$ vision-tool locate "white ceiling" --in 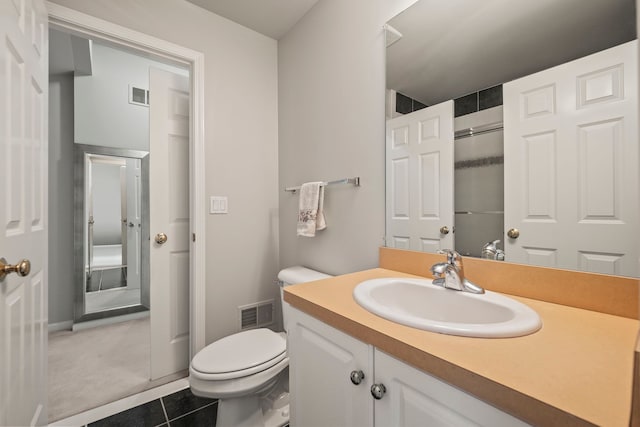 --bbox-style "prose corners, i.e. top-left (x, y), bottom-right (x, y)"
top-left (185, 0), bottom-right (319, 39)
top-left (387, 0), bottom-right (636, 106)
